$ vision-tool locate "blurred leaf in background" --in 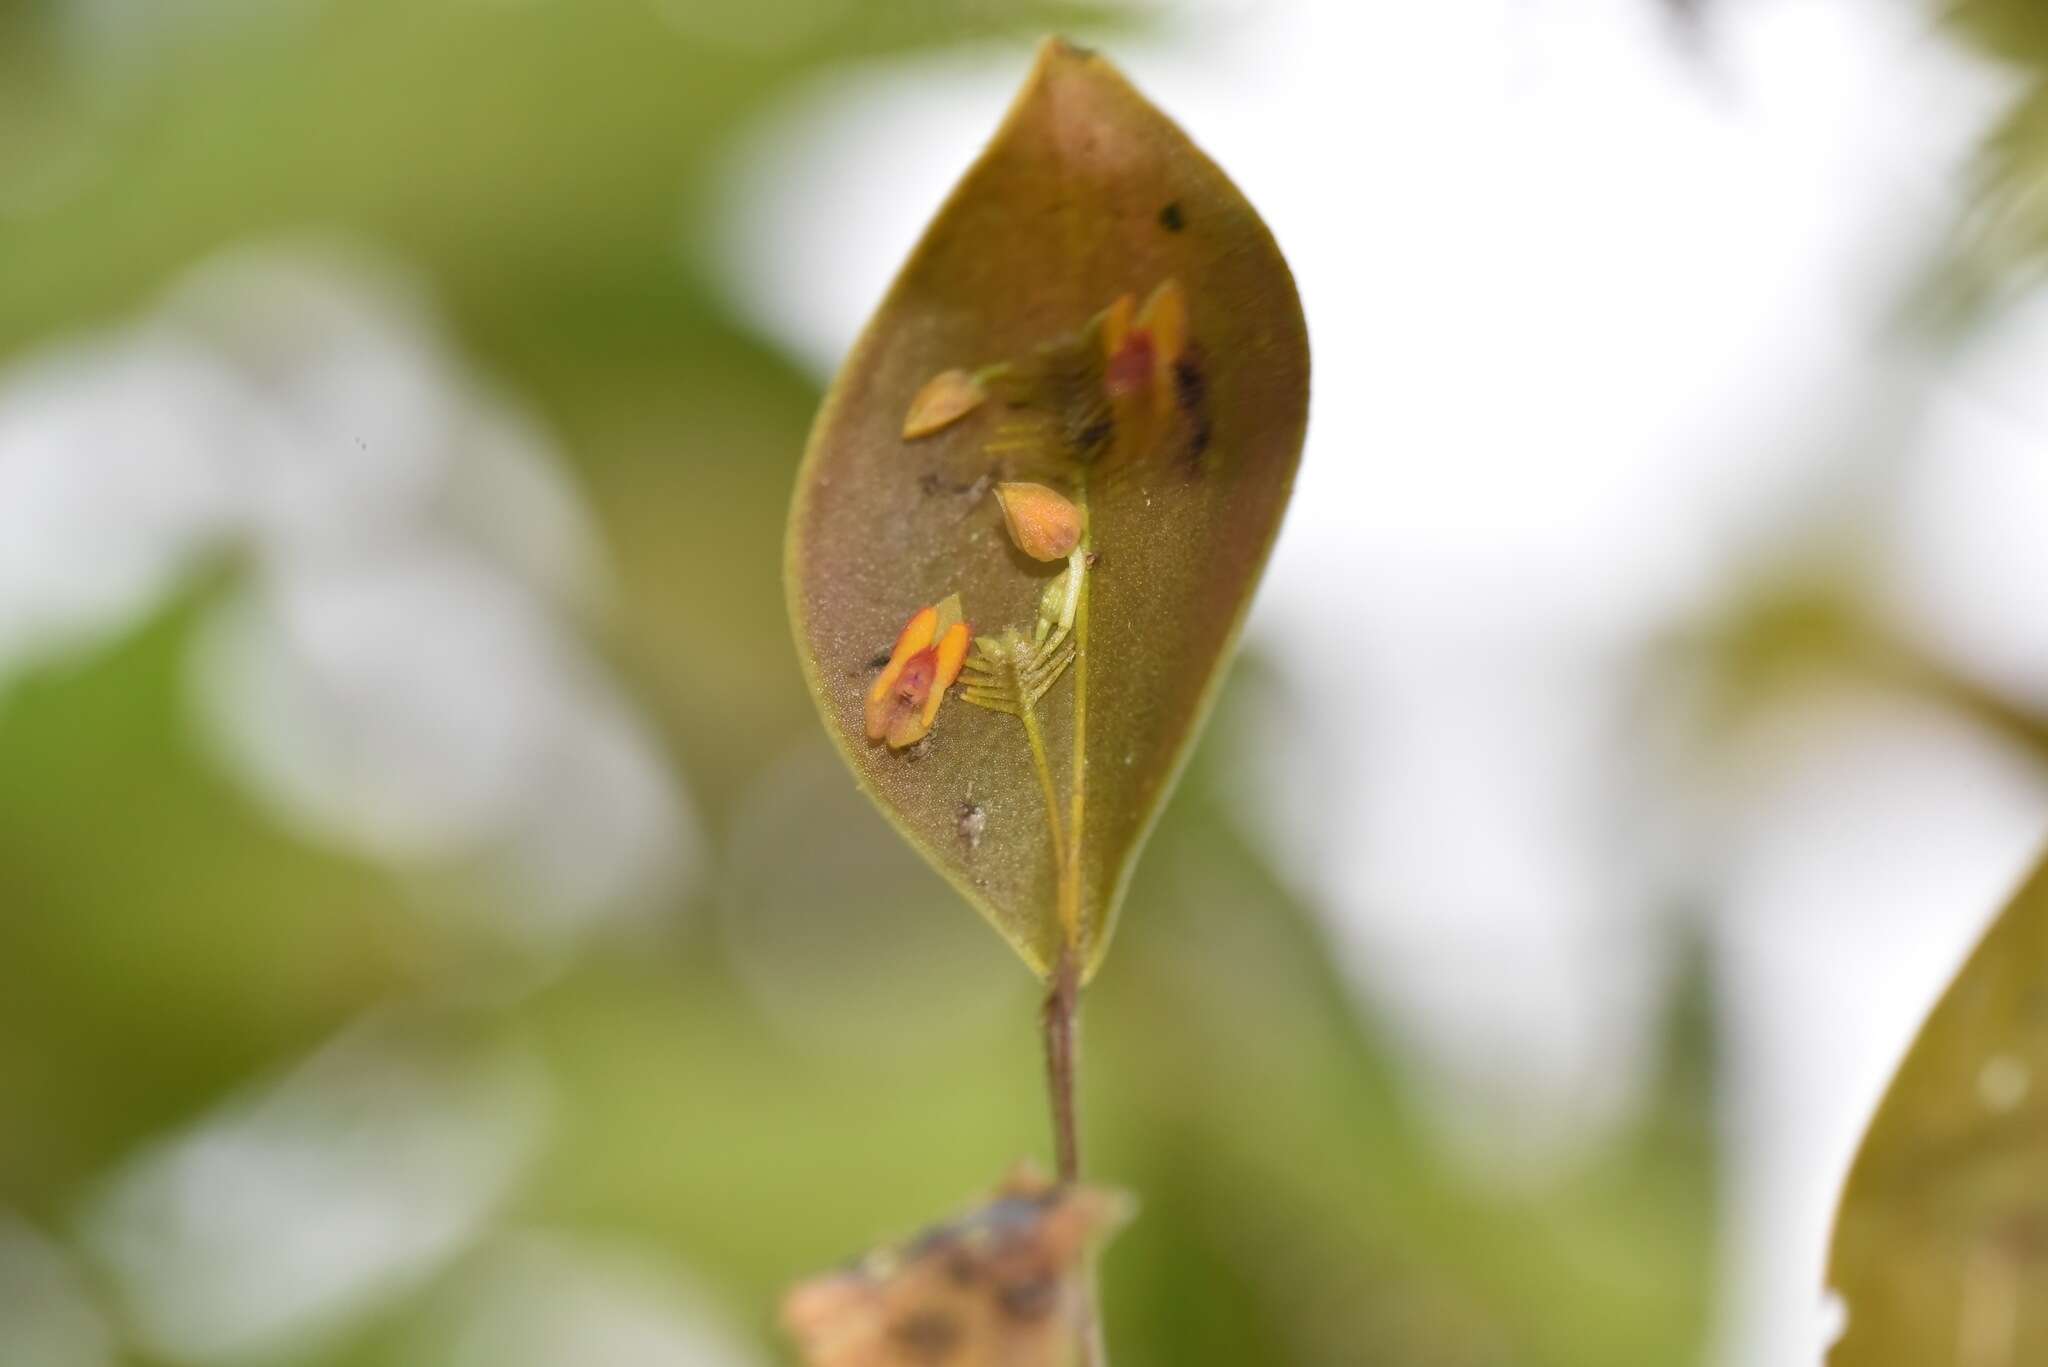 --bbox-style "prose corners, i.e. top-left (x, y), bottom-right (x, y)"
top-left (1826, 846), bottom-right (2048, 1367)
top-left (1927, 0), bottom-right (2048, 311)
